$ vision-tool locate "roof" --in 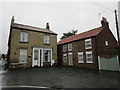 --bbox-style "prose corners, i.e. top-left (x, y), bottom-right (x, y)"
top-left (58, 27), bottom-right (104, 45)
top-left (12, 23), bottom-right (57, 35)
